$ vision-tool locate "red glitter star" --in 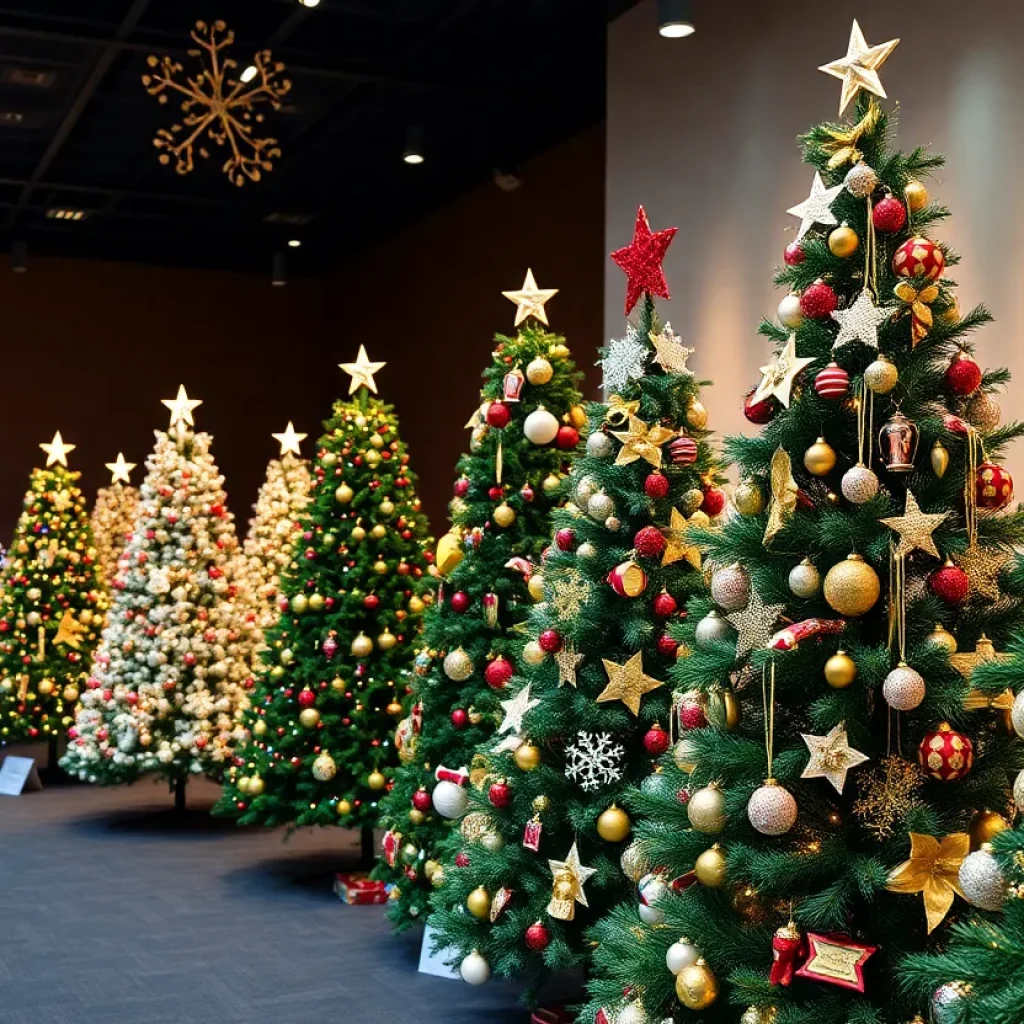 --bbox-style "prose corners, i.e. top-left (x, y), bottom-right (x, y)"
top-left (611, 206), bottom-right (677, 315)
